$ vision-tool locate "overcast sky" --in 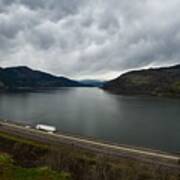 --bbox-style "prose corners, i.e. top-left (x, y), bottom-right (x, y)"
top-left (0, 0), bottom-right (180, 80)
